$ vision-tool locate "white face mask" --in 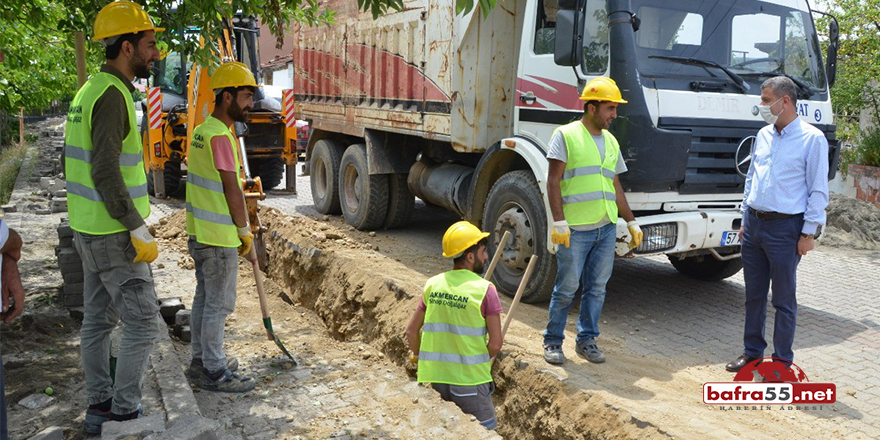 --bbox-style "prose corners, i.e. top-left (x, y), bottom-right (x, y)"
top-left (758, 97), bottom-right (783, 125)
